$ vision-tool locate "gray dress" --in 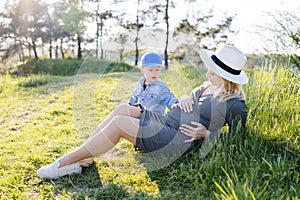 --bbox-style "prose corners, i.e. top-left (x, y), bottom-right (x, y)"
top-left (135, 87), bottom-right (248, 153)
